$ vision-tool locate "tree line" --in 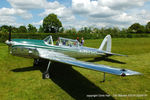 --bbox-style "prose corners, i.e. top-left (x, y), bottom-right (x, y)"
top-left (0, 13), bottom-right (150, 35)
top-left (0, 24), bottom-right (37, 33)
top-left (63, 22), bottom-right (150, 35)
